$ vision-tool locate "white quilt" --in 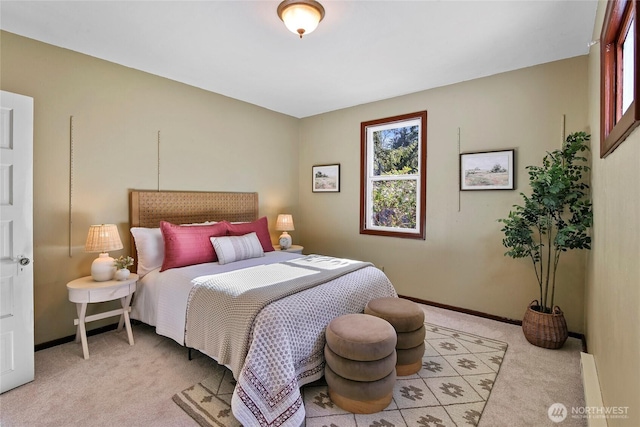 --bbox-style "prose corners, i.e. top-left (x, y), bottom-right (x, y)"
top-left (131, 251), bottom-right (303, 346)
top-left (232, 263), bottom-right (397, 426)
top-left (185, 256), bottom-right (373, 378)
